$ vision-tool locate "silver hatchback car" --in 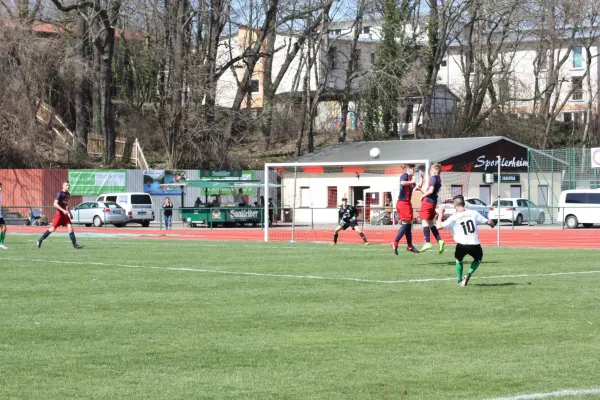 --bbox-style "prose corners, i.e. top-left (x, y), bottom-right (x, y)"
top-left (72, 201), bottom-right (129, 227)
